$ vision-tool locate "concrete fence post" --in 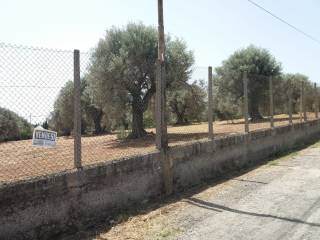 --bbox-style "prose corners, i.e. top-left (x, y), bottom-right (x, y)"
top-left (156, 0), bottom-right (172, 196)
top-left (208, 66), bottom-right (214, 139)
top-left (269, 76), bottom-right (274, 128)
top-left (243, 71), bottom-right (249, 133)
top-left (288, 81), bottom-right (293, 125)
top-left (315, 83), bottom-right (319, 119)
top-left (73, 49), bottom-right (82, 169)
